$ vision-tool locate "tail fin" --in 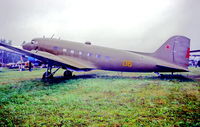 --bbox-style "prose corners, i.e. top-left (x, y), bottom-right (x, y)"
top-left (152, 36), bottom-right (190, 69)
